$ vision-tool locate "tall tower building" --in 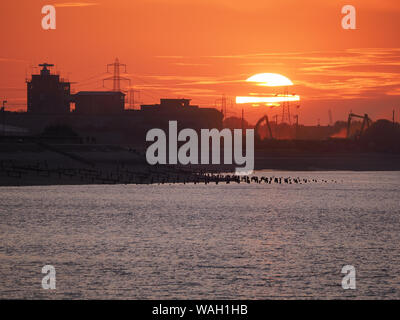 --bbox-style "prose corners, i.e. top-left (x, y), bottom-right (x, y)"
top-left (27, 63), bottom-right (71, 114)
